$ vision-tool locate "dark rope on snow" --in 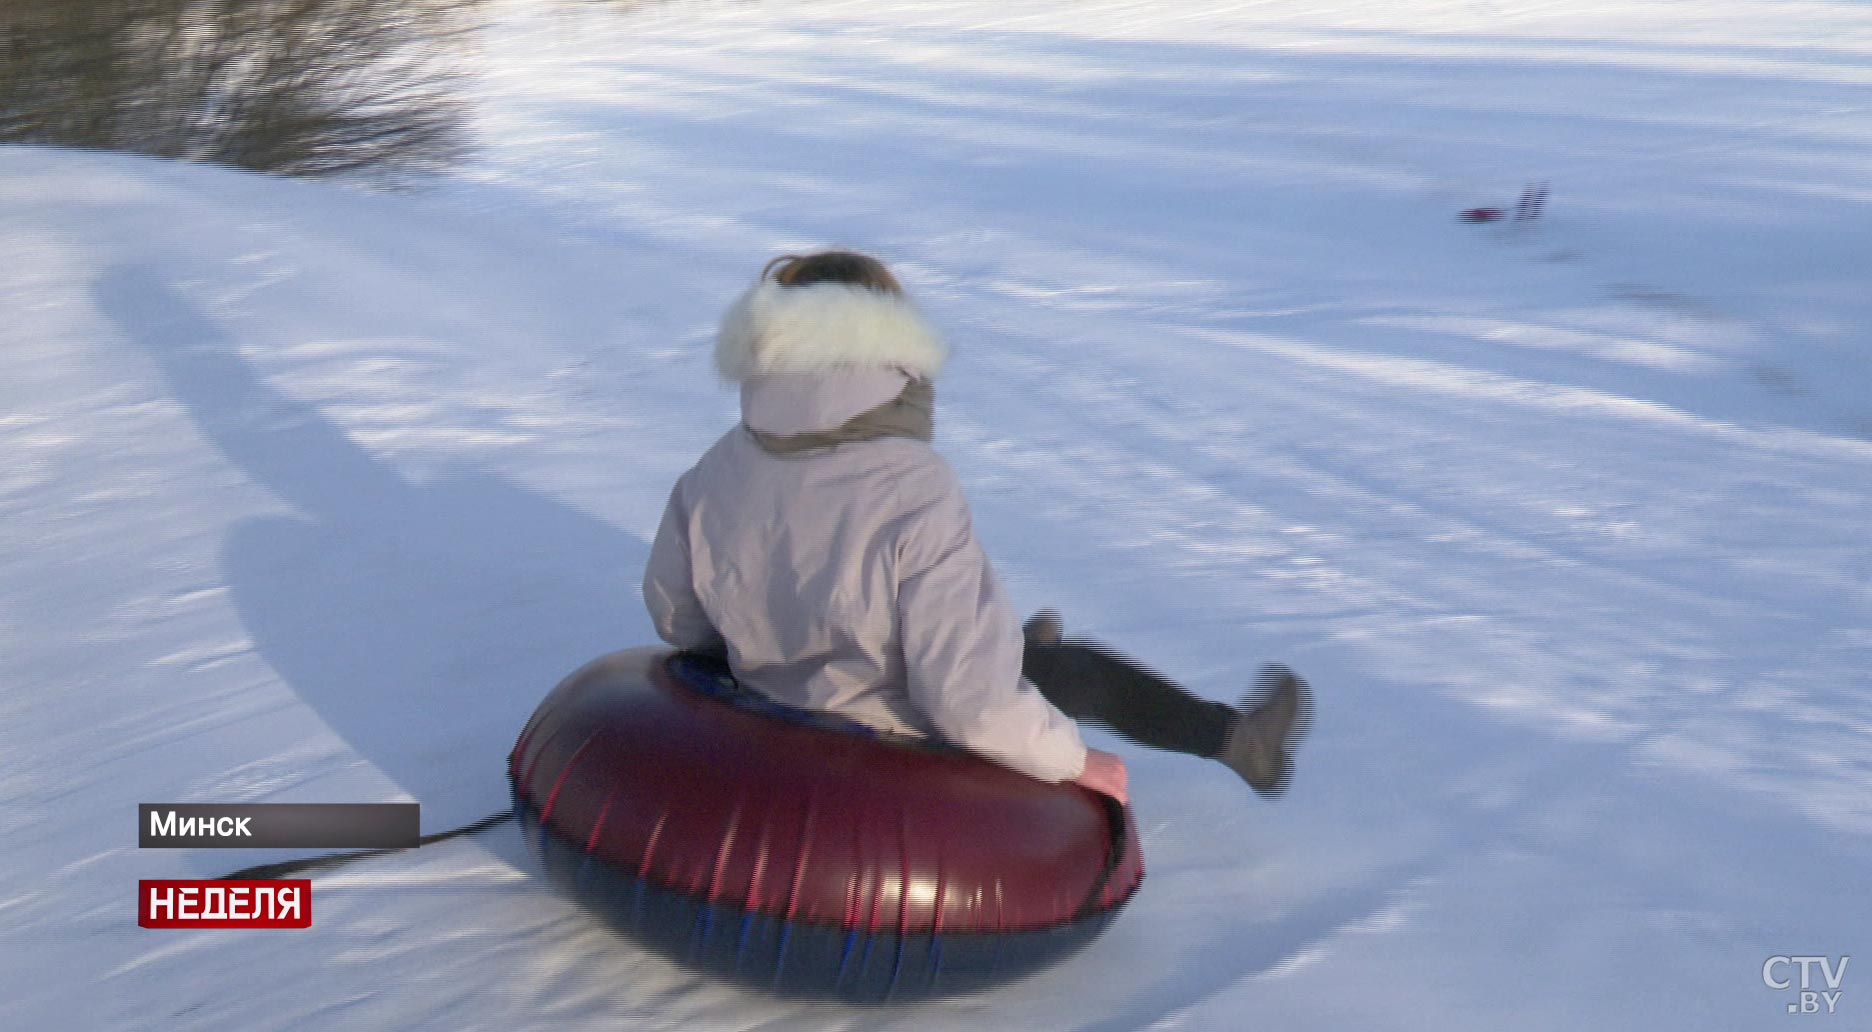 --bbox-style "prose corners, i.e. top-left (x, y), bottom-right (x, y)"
top-left (216, 810), bottom-right (516, 881)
